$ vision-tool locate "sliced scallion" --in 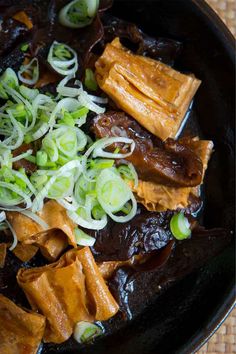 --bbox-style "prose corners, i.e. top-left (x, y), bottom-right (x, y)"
top-left (18, 58), bottom-right (39, 86)
top-left (11, 149), bottom-right (33, 163)
top-left (170, 212), bottom-right (191, 240)
top-left (5, 219), bottom-right (18, 251)
top-left (20, 43), bottom-right (29, 52)
top-left (85, 137), bottom-right (135, 159)
top-left (19, 85), bottom-right (39, 101)
top-left (74, 321), bottom-right (103, 344)
top-left (74, 227), bottom-right (96, 246)
top-left (47, 41), bottom-right (78, 76)
top-left (36, 151), bottom-right (48, 166)
top-left (0, 68), bottom-right (19, 89)
top-left (68, 207), bottom-right (107, 230)
top-left (0, 211), bottom-right (6, 223)
top-left (118, 163), bottom-right (138, 188)
top-left (84, 68), bottom-right (97, 91)
top-left (48, 175), bottom-right (74, 199)
top-left (96, 168), bottom-right (137, 223)
top-left (0, 180), bottom-right (32, 210)
top-left (59, 0), bottom-right (99, 29)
